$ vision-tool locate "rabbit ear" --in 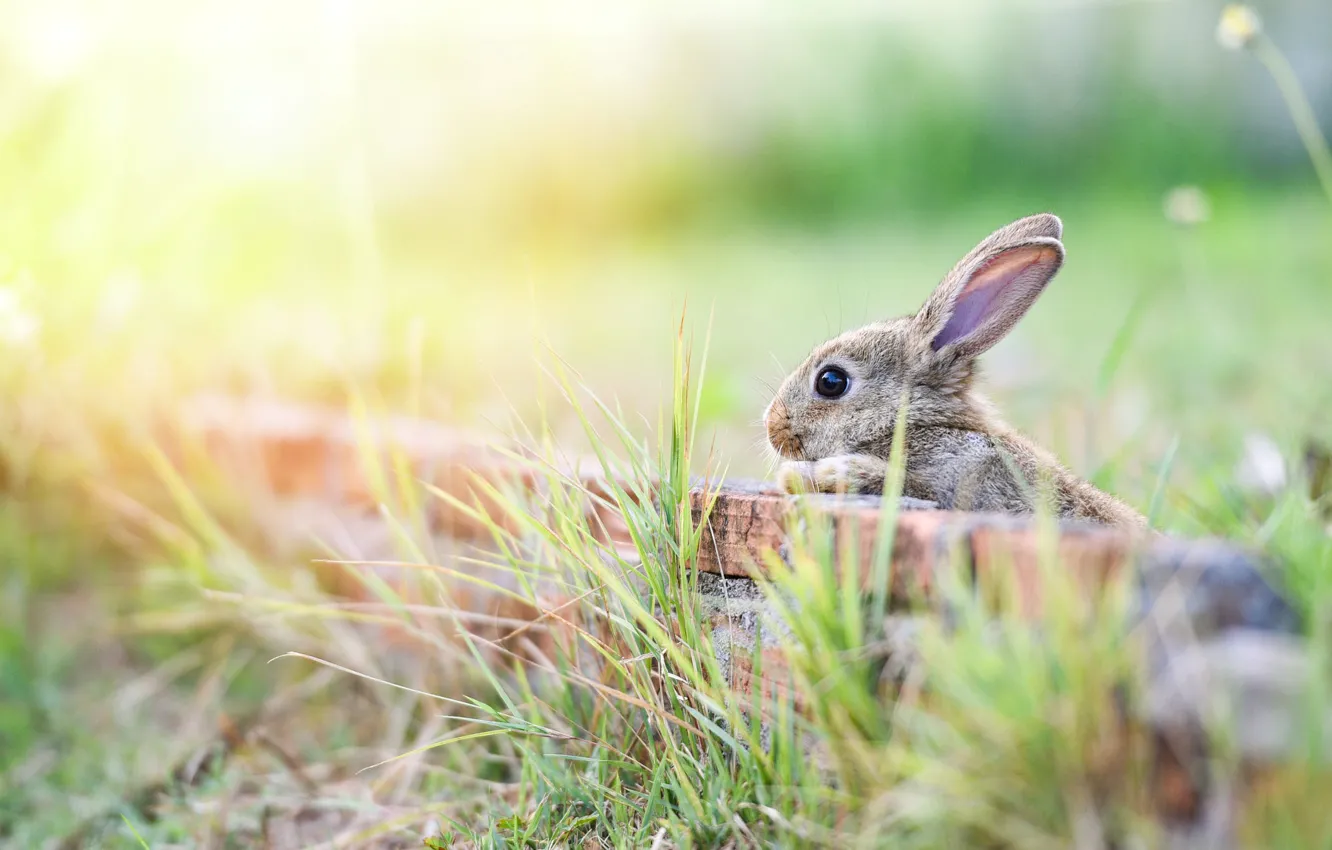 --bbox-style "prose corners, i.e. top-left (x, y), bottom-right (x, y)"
top-left (914, 214), bottom-right (1064, 360)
